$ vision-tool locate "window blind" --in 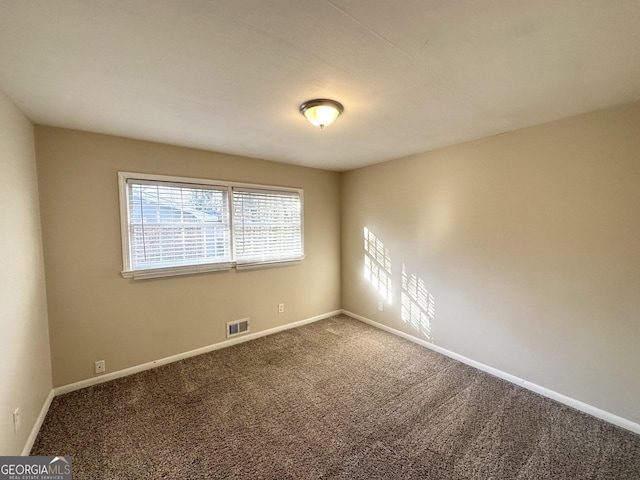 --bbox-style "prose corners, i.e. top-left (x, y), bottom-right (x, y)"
top-left (232, 188), bottom-right (303, 265)
top-left (126, 180), bottom-right (231, 272)
top-left (119, 173), bottom-right (304, 278)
